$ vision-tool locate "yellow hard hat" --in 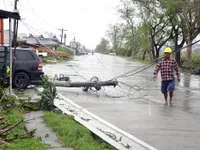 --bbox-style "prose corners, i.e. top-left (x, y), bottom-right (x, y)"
top-left (164, 47), bottom-right (172, 53)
